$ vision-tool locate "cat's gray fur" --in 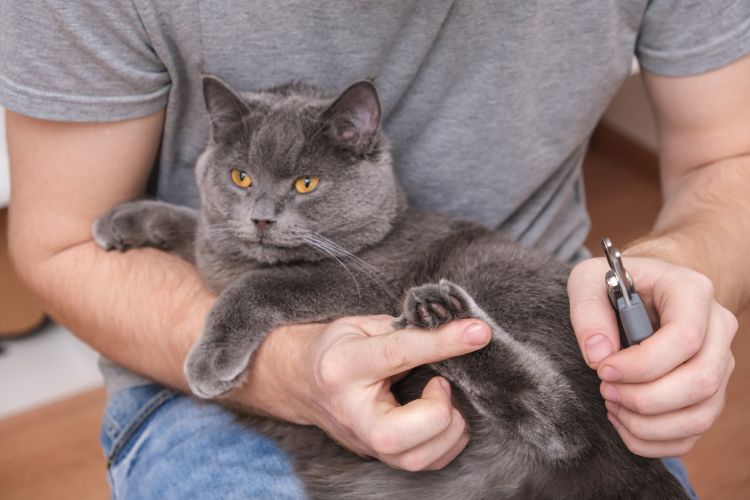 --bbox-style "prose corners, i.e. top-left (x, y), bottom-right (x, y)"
top-left (93, 76), bottom-right (688, 499)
